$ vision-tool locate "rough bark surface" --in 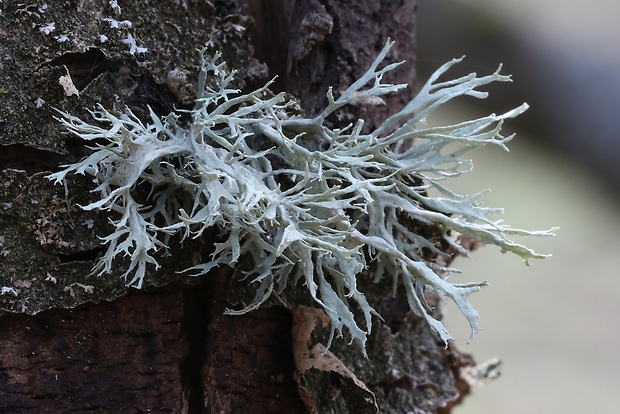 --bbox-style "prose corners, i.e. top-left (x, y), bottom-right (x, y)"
top-left (200, 268), bottom-right (308, 413)
top-left (0, 284), bottom-right (187, 412)
top-left (0, 0), bottom-right (474, 413)
top-left (286, 0), bottom-right (417, 130)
